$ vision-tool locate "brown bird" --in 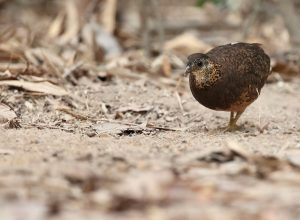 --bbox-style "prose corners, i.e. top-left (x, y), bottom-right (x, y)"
top-left (185, 42), bottom-right (271, 131)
